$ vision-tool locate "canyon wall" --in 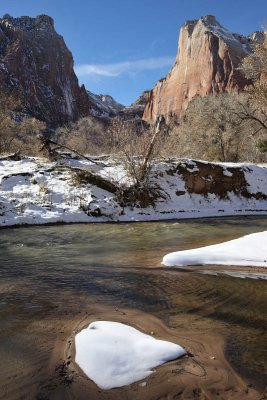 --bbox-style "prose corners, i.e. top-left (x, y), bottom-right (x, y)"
top-left (0, 14), bottom-right (90, 127)
top-left (143, 16), bottom-right (260, 123)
